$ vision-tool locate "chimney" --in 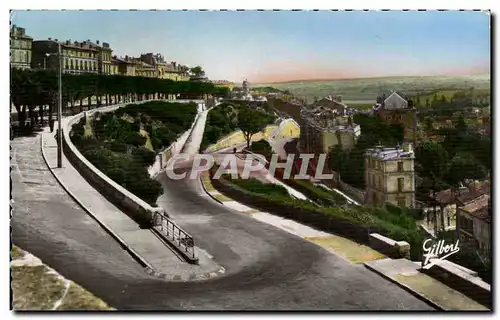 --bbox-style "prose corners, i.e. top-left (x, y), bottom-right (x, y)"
top-left (96, 40), bottom-right (100, 45)
top-left (54, 39), bottom-right (58, 42)
top-left (402, 142), bottom-right (413, 153)
top-left (48, 37), bottom-right (52, 41)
